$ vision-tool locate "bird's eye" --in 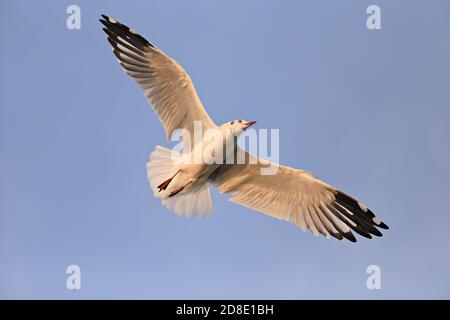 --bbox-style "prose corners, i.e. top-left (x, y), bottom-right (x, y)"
top-left (238, 120), bottom-right (242, 123)
top-left (230, 121), bottom-right (234, 125)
